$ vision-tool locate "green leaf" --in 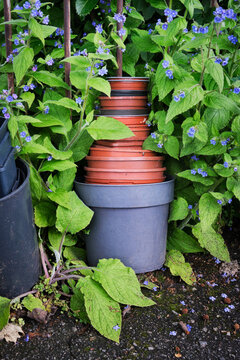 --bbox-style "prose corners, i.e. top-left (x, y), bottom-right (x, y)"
top-left (180, 34), bottom-right (209, 50)
top-left (29, 165), bottom-right (43, 201)
top-left (232, 115), bottom-right (240, 133)
top-left (93, 259), bottom-right (155, 307)
top-left (213, 164), bottom-right (234, 177)
top-left (70, 289), bottom-right (89, 323)
top-left (88, 78), bottom-right (111, 97)
top-left (164, 136), bottom-right (179, 159)
top-left (61, 56), bottom-right (91, 69)
top-left (156, 111), bottom-right (174, 135)
top-left (131, 29), bottom-right (159, 53)
top-left (45, 98), bottom-right (80, 113)
top-left (20, 92), bottom-right (35, 108)
top-left (43, 138), bottom-right (72, 160)
top-left (0, 297), bottom-right (10, 331)
top-left (179, 0), bottom-right (203, 17)
top-left (165, 250), bottom-right (196, 285)
top-left (87, 116), bottom-right (133, 140)
top-left (122, 43), bottom-right (139, 76)
top-left (34, 201), bottom-right (56, 227)
top-left (155, 60), bottom-right (175, 102)
top-left (79, 277), bottom-right (122, 342)
top-left (56, 191), bottom-right (93, 234)
top-left (196, 142), bottom-right (226, 156)
top-left (22, 295), bottom-right (45, 312)
top-left (47, 189), bottom-right (72, 209)
top-left (20, 142), bottom-right (49, 155)
top-left (142, 135), bottom-right (164, 153)
top-left (13, 47), bottom-right (34, 85)
top-left (39, 160), bottom-right (76, 172)
top-left (205, 59), bottom-right (224, 93)
top-left (8, 115), bottom-right (18, 139)
top-left (29, 18), bottom-right (56, 45)
top-left (199, 193), bottom-right (221, 231)
top-left (192, 224), bottom-right (230, 262)
top-left (169, 197), bottom-right (188, 222)
top-left (63, 247), bottom-right (86, 261)
top-left (203, 108), bottom-right (230, 131)
top-left (48, 228), bottom-right (77, 250)
top-left (33, 71), bottom-right (70, 90)
top-left (167, 226), bottom-right (204, 253)
top-left (70, 127), bottom-right (94, 162)
top-left (167, 17), bottom-right (187, 38)
top-left (53, 168), bottom-right (77, 191)
top-left (1, 19), bottom-right (27, 26)
top-left (70, 71), bottom-right (88, 92)
top-left (166, 84), bottom-right (204, 122)
top-left (75, 0), bottom-right (98, 16)
top-left (17, 115), bottom-right (41, 124)
top-left (111, 32), bottom-right (126, 49)
top-left (178, 170), bottom-right (214, 186)
top-left (203, 92), bottom-right (240, 114)
top-left (34, 114), bottom-right (64, 128)
top-left (145, 0), bottom-right (167, 9)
